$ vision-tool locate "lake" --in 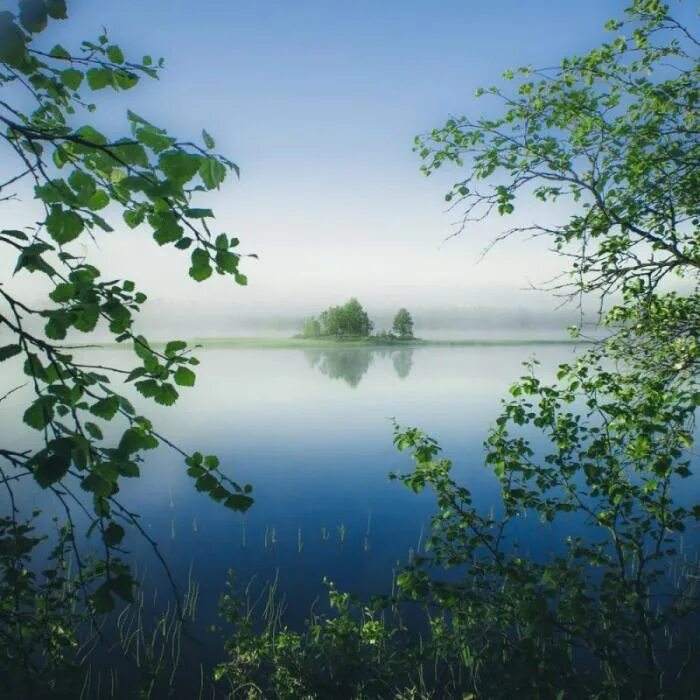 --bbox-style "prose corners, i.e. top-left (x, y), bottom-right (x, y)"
top-left (2, 341), bottom-right (698, 686)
